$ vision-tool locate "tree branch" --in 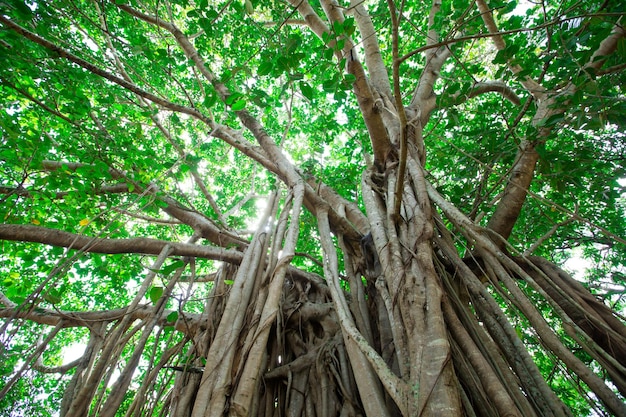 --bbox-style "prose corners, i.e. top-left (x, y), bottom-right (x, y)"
top-left (450, 81), bottom-right (522, 106)
top-left (387, 0), bottom-right (408, 220)
top-left (585, 18), bottom-right (625, 73)
top-left (408, 0), bottom-right (451, 128)
top-left (287, 0), bottom-right (392, 167)
top-left (486, 19), bottom-right (625, 242)
top-left (0, 224), bottom-right (243, 263)
top-left (0, 300), bottom-right (202, 334)
top-left (39, 159), bottom-right (246, 248)
top-left (349, 0), bottom-right (393, 99)
top-left (474, 0), bottom-right (547, 100)
top-left (0, 15), bottom-right (213, 125)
